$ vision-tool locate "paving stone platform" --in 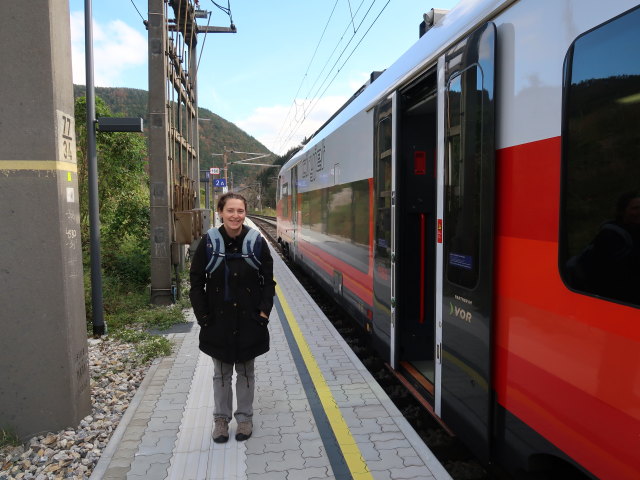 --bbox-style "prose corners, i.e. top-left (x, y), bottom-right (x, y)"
top-left (90, 226), bottom-right (452, 480)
